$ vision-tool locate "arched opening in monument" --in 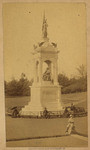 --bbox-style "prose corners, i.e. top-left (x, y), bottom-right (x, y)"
top-left (36, 61), bottom-right (39, 82)
top-left (42, 60), bottom-right (53, 82)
